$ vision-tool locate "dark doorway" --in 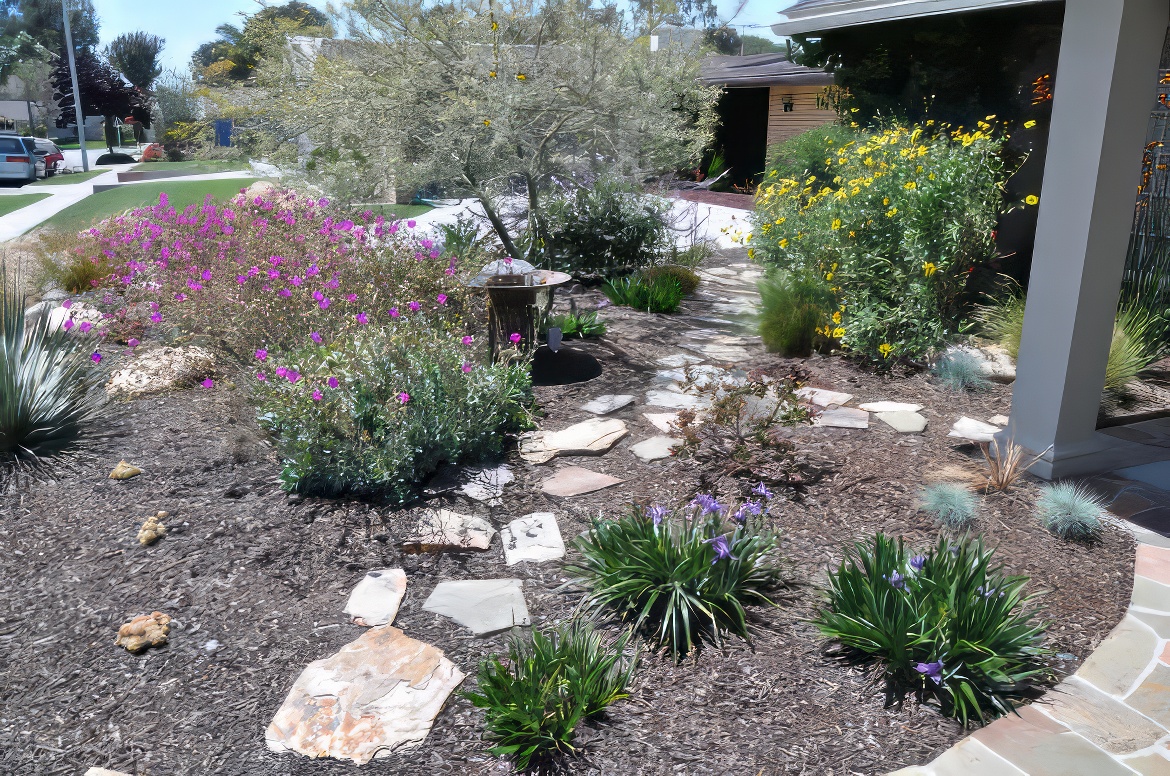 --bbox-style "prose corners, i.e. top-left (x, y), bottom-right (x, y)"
top-left (713, 87), bottom-right (770, 188)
